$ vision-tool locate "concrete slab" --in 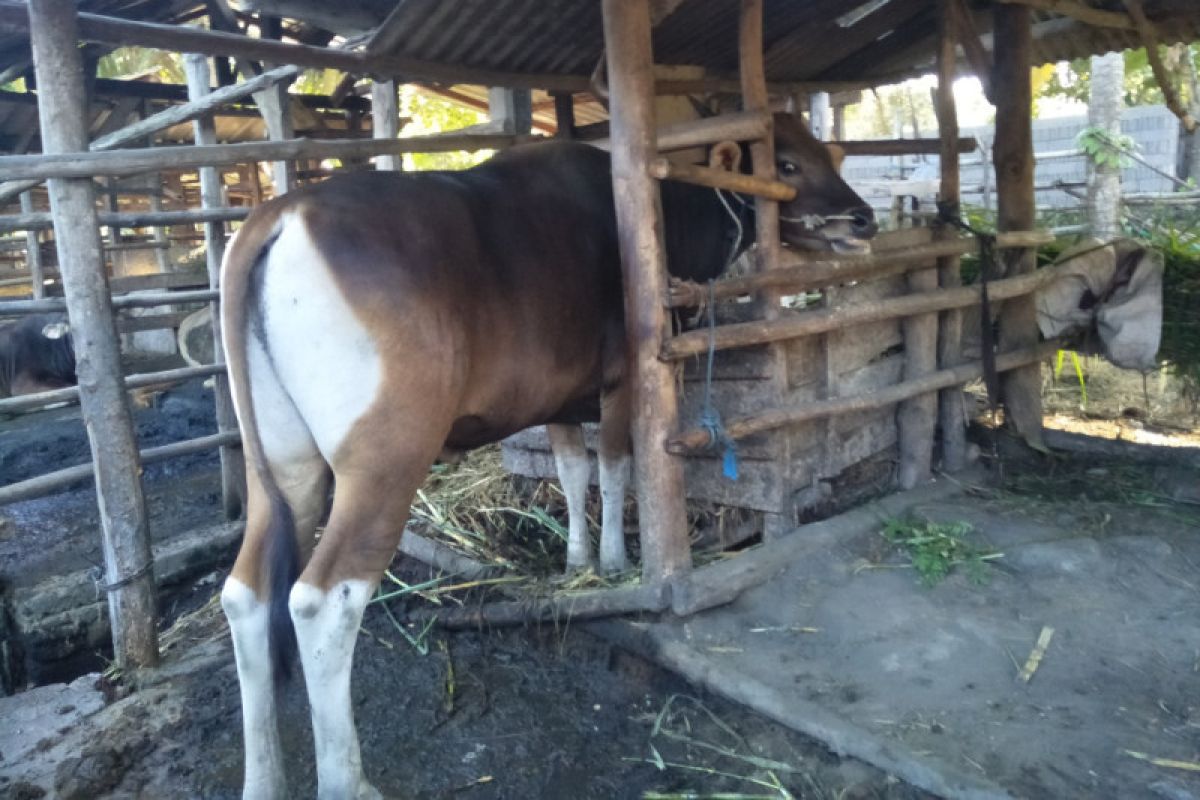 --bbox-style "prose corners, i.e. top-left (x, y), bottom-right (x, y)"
top-left (592, 469), bottom-right (1200, 799)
